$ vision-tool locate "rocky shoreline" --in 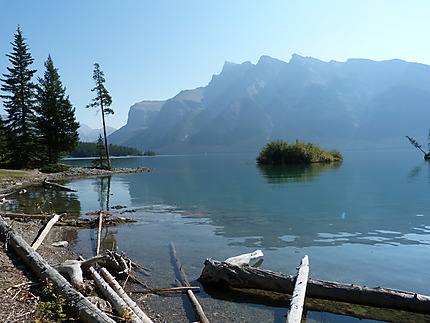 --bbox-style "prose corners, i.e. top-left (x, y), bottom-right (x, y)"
top-left (0, 166), bottom-right (147, 195)
top-left (0, 166), bottom-right (151, 322)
